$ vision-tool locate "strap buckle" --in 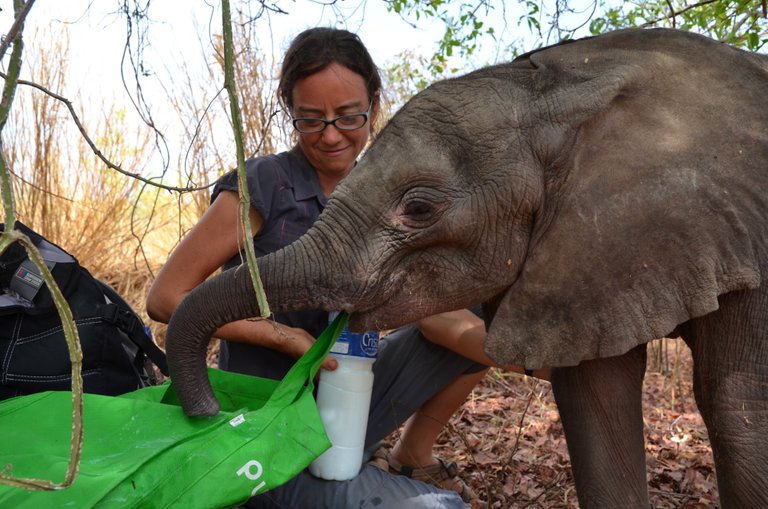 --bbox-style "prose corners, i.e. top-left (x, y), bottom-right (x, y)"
top-left (103, 303), bottom-right (139, 334)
